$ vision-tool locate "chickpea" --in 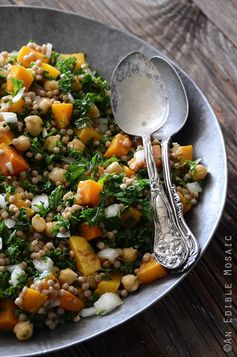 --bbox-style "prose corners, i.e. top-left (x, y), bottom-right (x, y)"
top-left (67, 139), bottom-right (85, 152)
top-left (12, 135), bottom-right (31, 152)
top-left (122, 247), bottom-right (138, 263)
top-left (32, 214), bottom-right (46, 233)
top-left (39, 98), bottom-right (51, 113)
top-left (192, 164), bottom-right (208, 181)
top-left (89, 104), bottom-right (100, 119)
top-left (43, 80), bottom-right (58, 91)
top-left (59, 268), bottom-right (78, 285)
top-left (121, 274), bottom-right (140, 293)
top-left (24, 115), bottom-right (43, 136)
top-left (14, 321), bottom-right (33, 341)
top-left (105, 161), bottom-right (124, 174)
top-left (44, 135), bottom-right (61, 151)
top-left (48, 167), bottom-right (66, 184)
top-left (45, 221), bottom-right (57, 237)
